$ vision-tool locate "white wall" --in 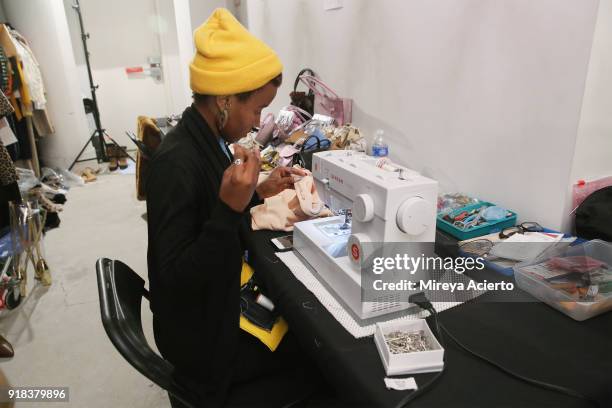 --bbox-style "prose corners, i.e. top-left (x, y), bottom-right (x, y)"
top-left (246, 0), bottom-right (599, 230)
top-left (564, 0), bottom-right (612, 230)
top-left (155, 0), bottom-right (194, 114)
top-left (189, 0), bottom-right (225, 31)
top-left (2, 0), bottom-right (92, 169)
top-left (63, 0), bottom-right (172, 147)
